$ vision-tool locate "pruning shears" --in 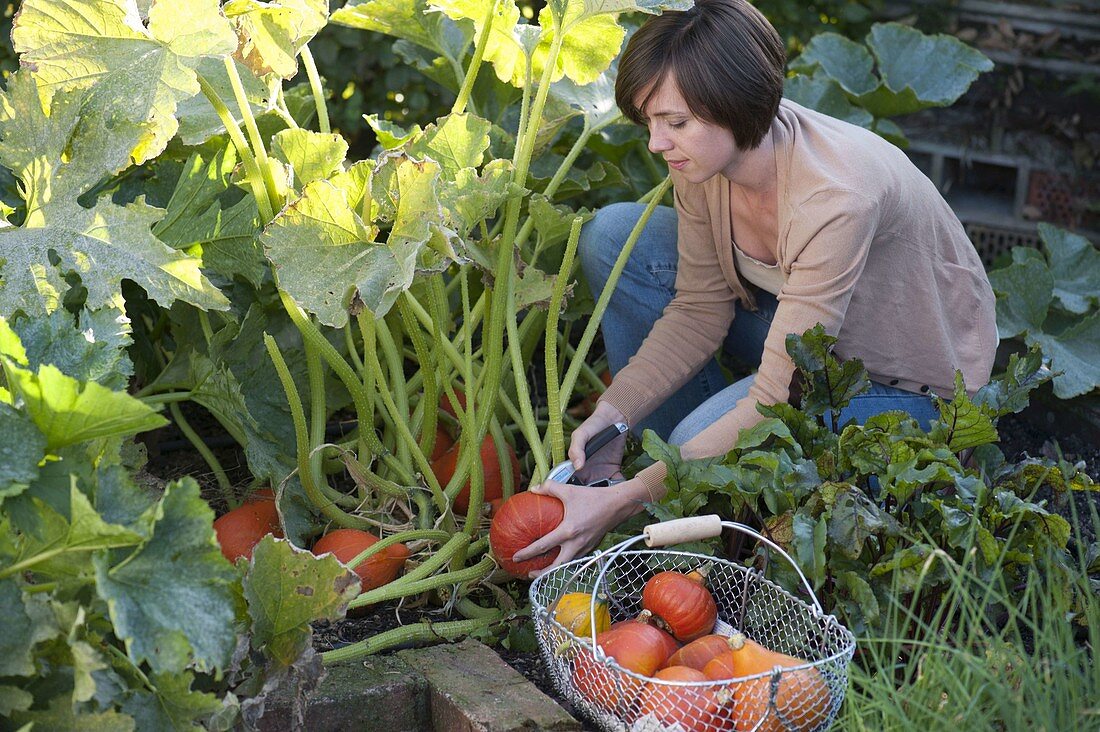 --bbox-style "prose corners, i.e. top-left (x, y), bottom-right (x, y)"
top-left (545, 422), bottom-right (629, 485)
